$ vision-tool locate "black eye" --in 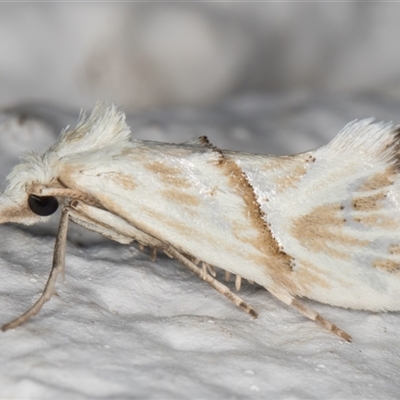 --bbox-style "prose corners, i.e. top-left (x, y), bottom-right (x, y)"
top-left (28, 195), bottom-right (59, 216)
